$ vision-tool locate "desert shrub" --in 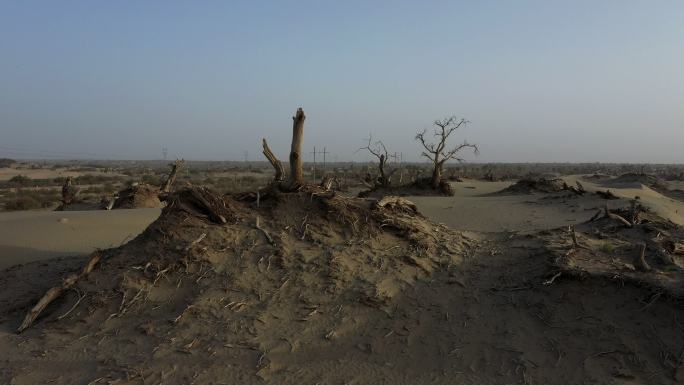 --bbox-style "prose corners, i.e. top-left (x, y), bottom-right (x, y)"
top-left (8, 175), bottom-right (31, 186)
top-left (2, 188), bottom-right (59, 211)
top-left (599, 243), bottom-right (615, 254)
top-left (140, 174), bottom-right (162, 186)
top-left (0, 158), bottom-right (17, 168)
top-left (75, 175), bottom-right (120, 184)
top-left (102, 182), bottom-right (117, 193)
top-left (4, 196), bottom-right (42, 210)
